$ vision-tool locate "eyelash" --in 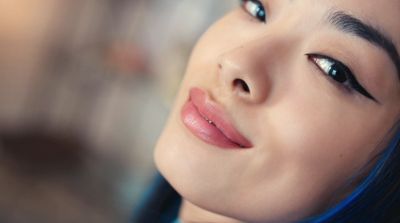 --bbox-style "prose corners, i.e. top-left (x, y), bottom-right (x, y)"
top-left (240, 1), bottom-right (376, 102)
top-left (307, 54), bottom-right (376, 101)
top-left (240, 0), bottom-right (267, 23)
